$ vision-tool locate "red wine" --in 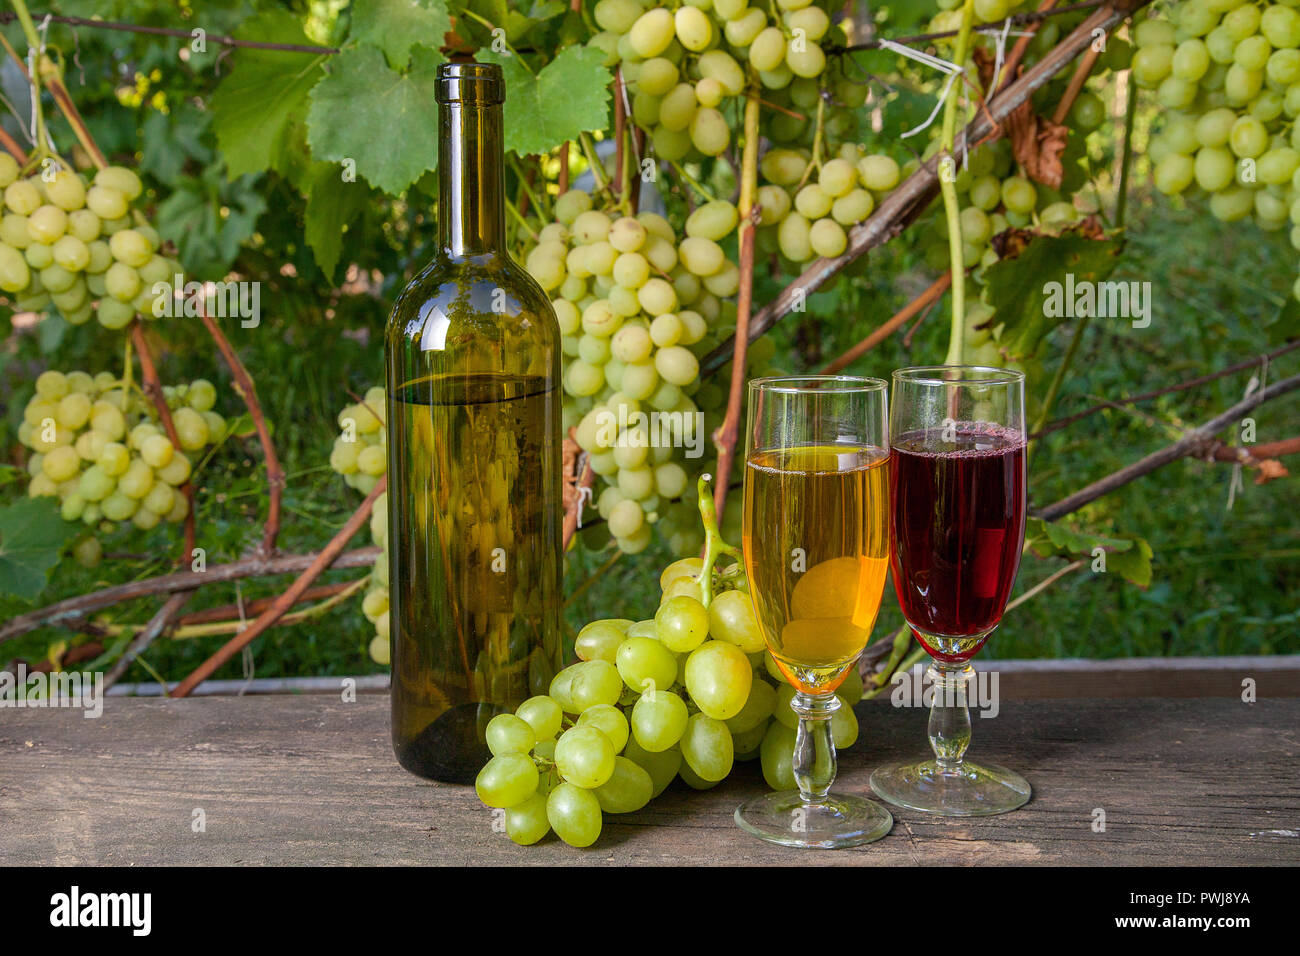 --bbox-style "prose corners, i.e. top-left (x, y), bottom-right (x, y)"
top-left (890, 423), bottom-right (1026, 662)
